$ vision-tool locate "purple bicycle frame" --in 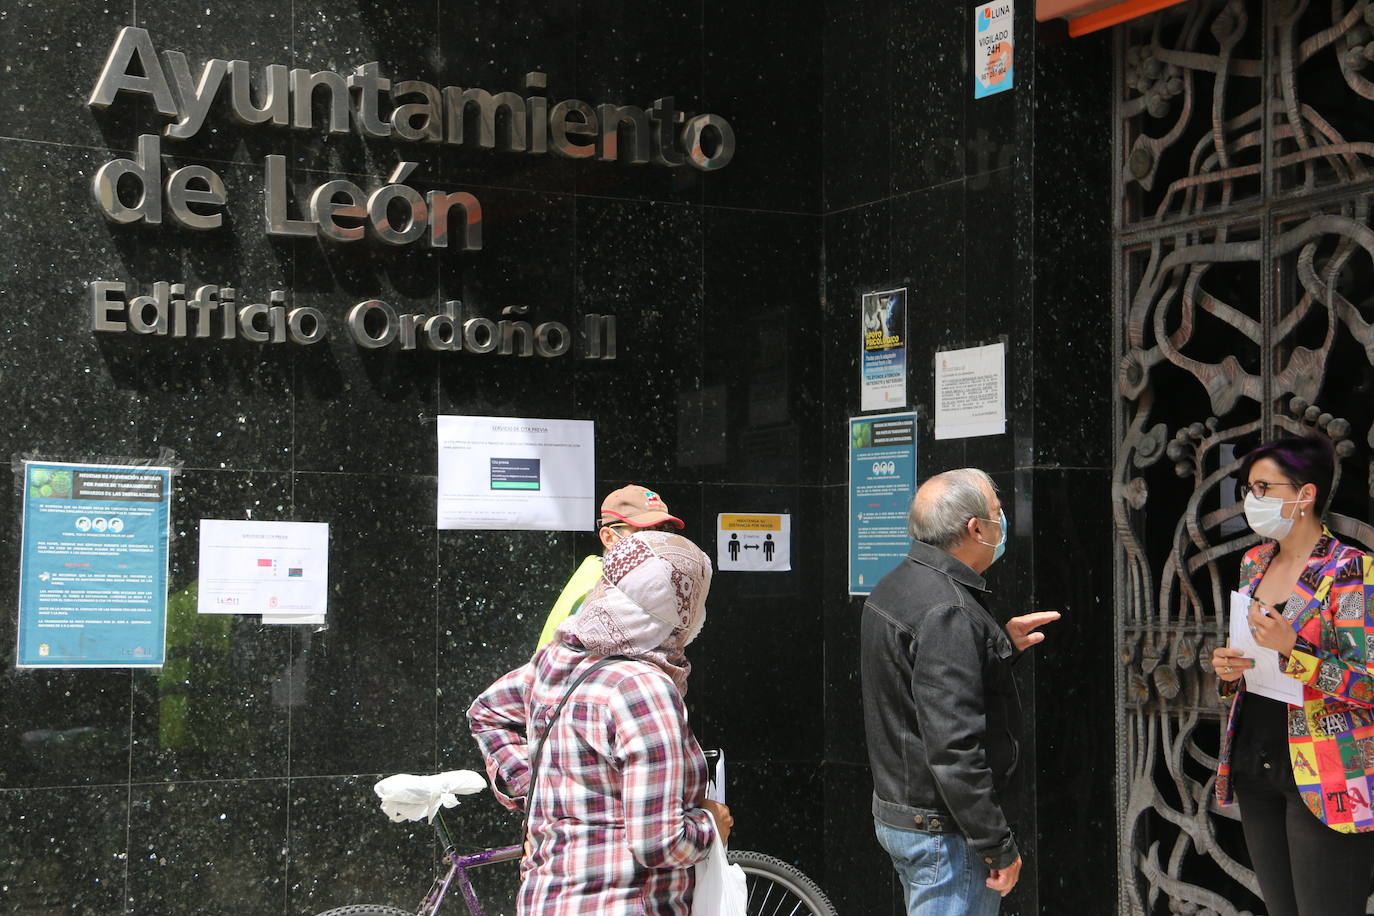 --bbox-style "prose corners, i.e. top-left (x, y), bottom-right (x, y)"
top-left (415, 839), bottom-right (522, 916)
